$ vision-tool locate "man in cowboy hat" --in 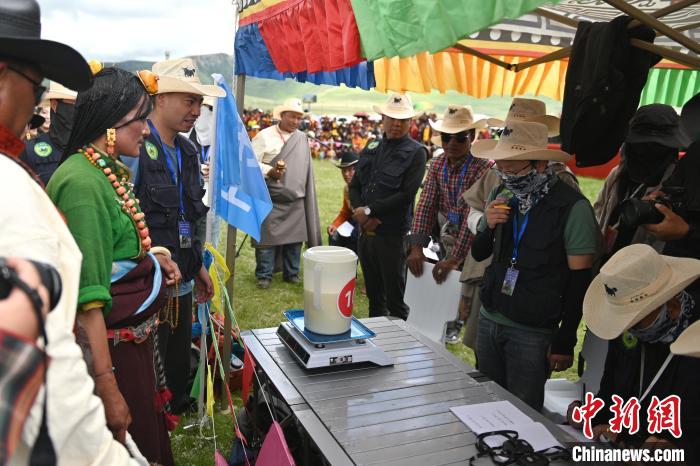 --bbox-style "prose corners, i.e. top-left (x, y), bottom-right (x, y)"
top-left (251, 97), bottom-right (322, 289)
top-left (407, 105), bottom-right (491, 341)
top-left (131, 57), bottom-right (223, 414)
top-left (582, 244), bottom-right (700, 462)
top-left (328, 149), bottom-right (360, 253)
top-left (470, 120), bottom-right (600, 411)
top-left (0, 0), bottom-right (148, 463)
top-left (349, 92), bottom-right (427, 320)
top-left (458, 98), bottom-right (580, 350)
top-left (19, 81), bottom-right (77, 184)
